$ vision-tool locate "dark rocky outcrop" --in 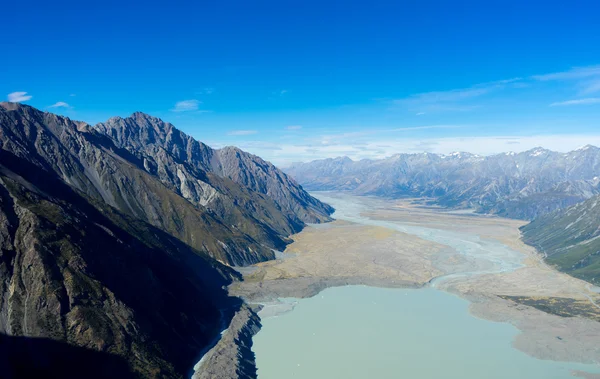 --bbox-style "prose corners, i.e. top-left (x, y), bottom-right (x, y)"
top-left (0, 333), bottom-right (137, 379)
top-left (0, 148), bottom-right (240, 378)
top-left (0, 102), bottom-right (334, 377)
